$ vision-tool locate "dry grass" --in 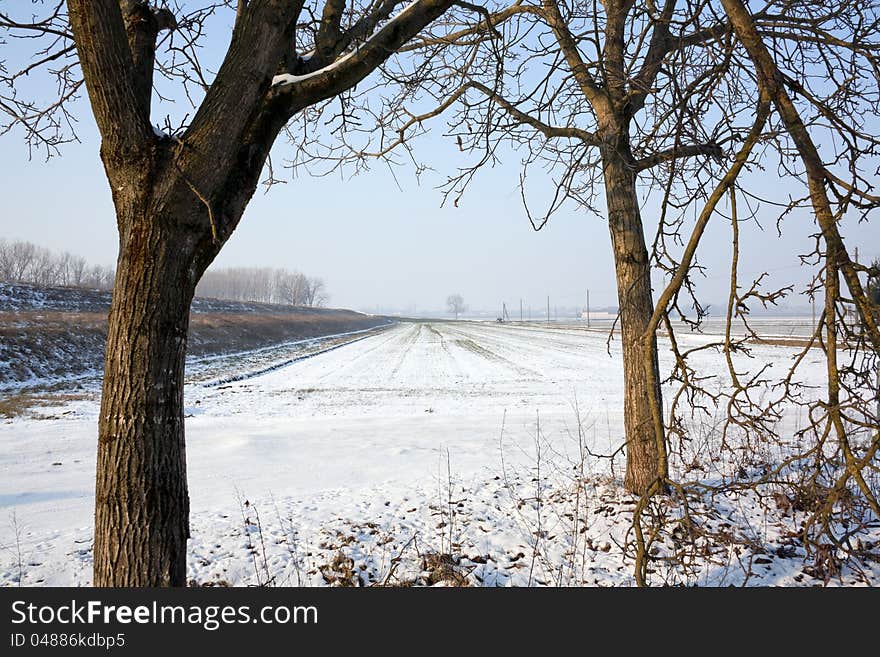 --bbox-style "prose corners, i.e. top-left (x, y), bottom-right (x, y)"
top-left (0, 391), bottom-right (95, 419)
top-left (0, 395), bottom-right (33, 418)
